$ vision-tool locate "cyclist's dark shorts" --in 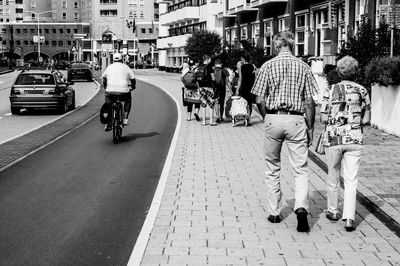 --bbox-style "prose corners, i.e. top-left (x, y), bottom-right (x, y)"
top-left (105, 91), bottom-right (131, 104)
